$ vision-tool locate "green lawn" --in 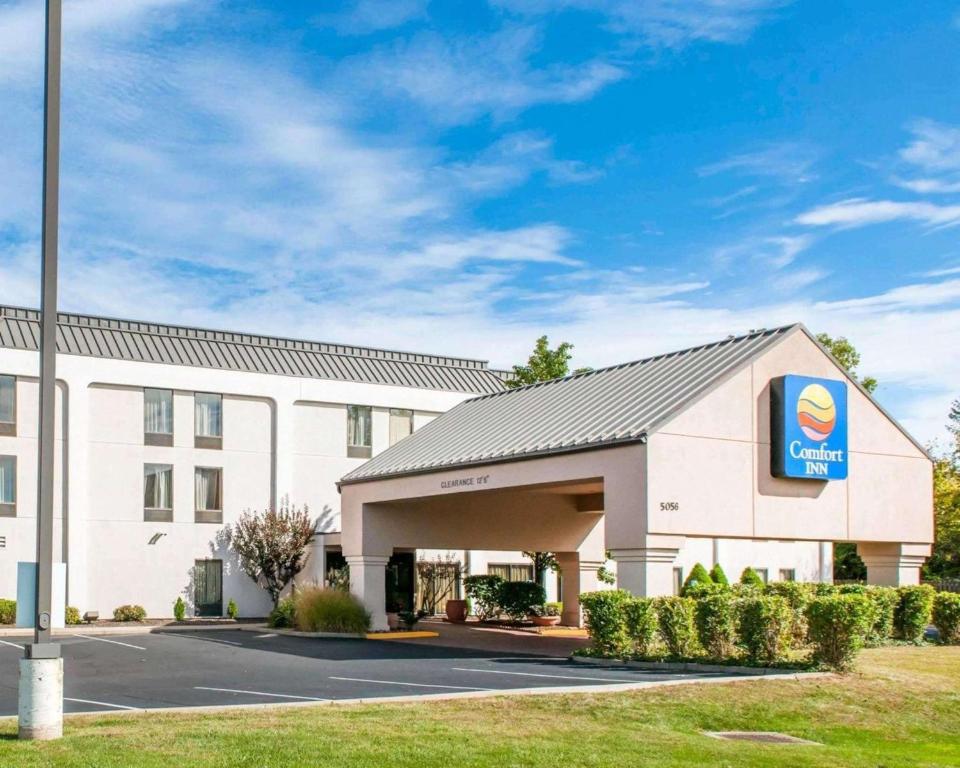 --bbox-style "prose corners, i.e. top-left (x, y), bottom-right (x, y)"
top-left (2, 646), bottom-right (958, 767)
